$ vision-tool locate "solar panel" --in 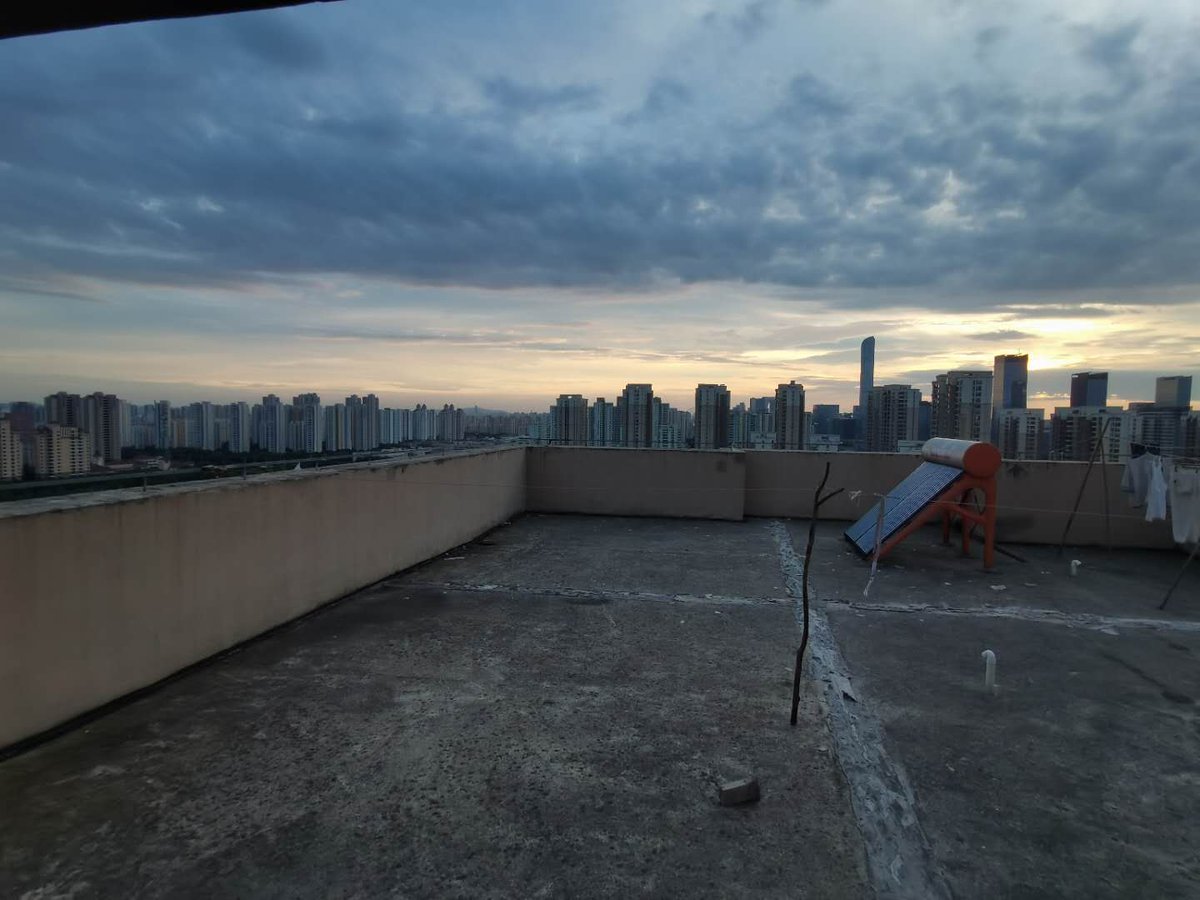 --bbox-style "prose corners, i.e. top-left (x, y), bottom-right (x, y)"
top-left (844, 461), bottom-right (964, 555)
